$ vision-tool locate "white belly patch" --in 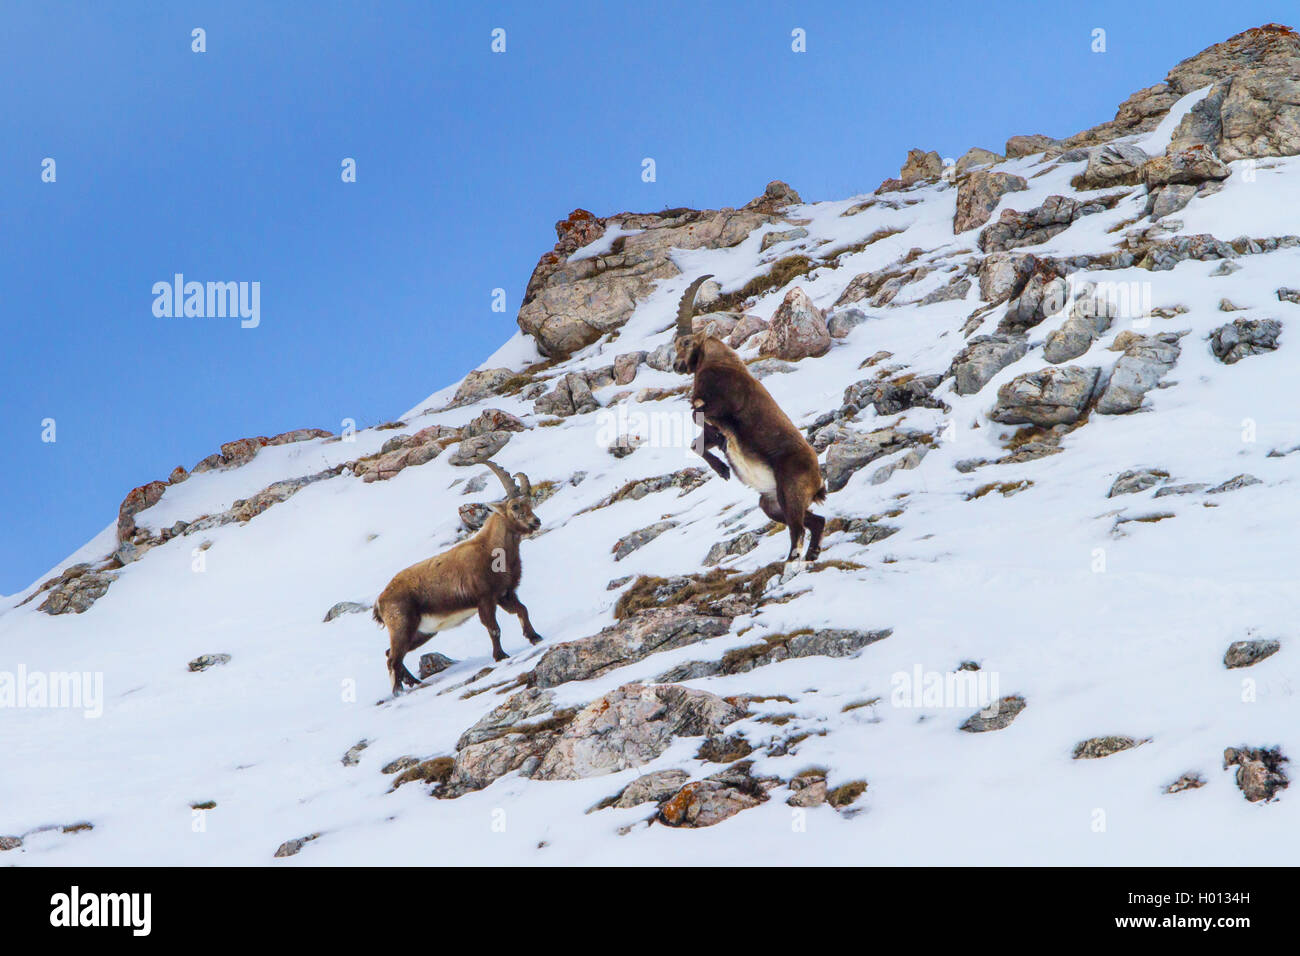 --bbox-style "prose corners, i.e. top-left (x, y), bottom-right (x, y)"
top-left (726, 436), bottom-right (777, 494)
top-left (418, 609), bottom-right (476, 634)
